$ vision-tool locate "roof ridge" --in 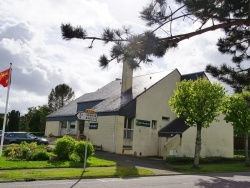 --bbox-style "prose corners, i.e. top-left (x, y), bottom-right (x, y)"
top-left (182, 71), bottom-right (204, 76)
top-left (133, 68), bottom-right (176, 78)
